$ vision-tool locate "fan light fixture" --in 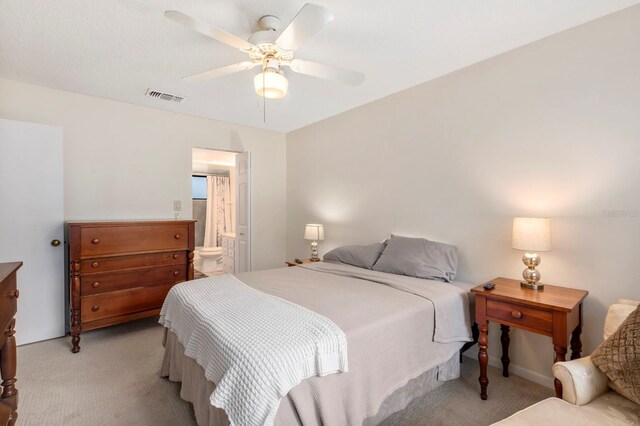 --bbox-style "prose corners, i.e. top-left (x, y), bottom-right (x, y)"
top-left (164, 4), bottom-right (365, 102)
top-left (254, 67), bottom-right (288, 99)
